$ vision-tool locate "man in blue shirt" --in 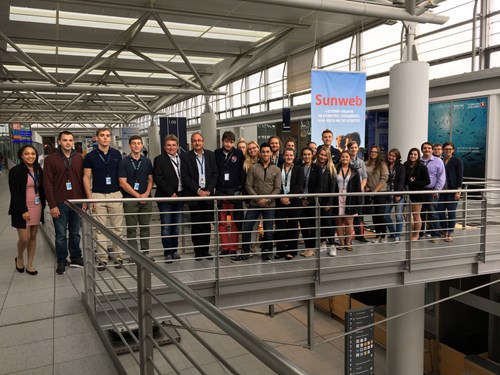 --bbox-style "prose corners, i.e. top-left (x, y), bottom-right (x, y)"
top-left (83, 128), bottom-right (124, 270)
top-left (118, 135), bottom-right (153, 260)
top-left (420, 141), bottom-right (446, 241)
